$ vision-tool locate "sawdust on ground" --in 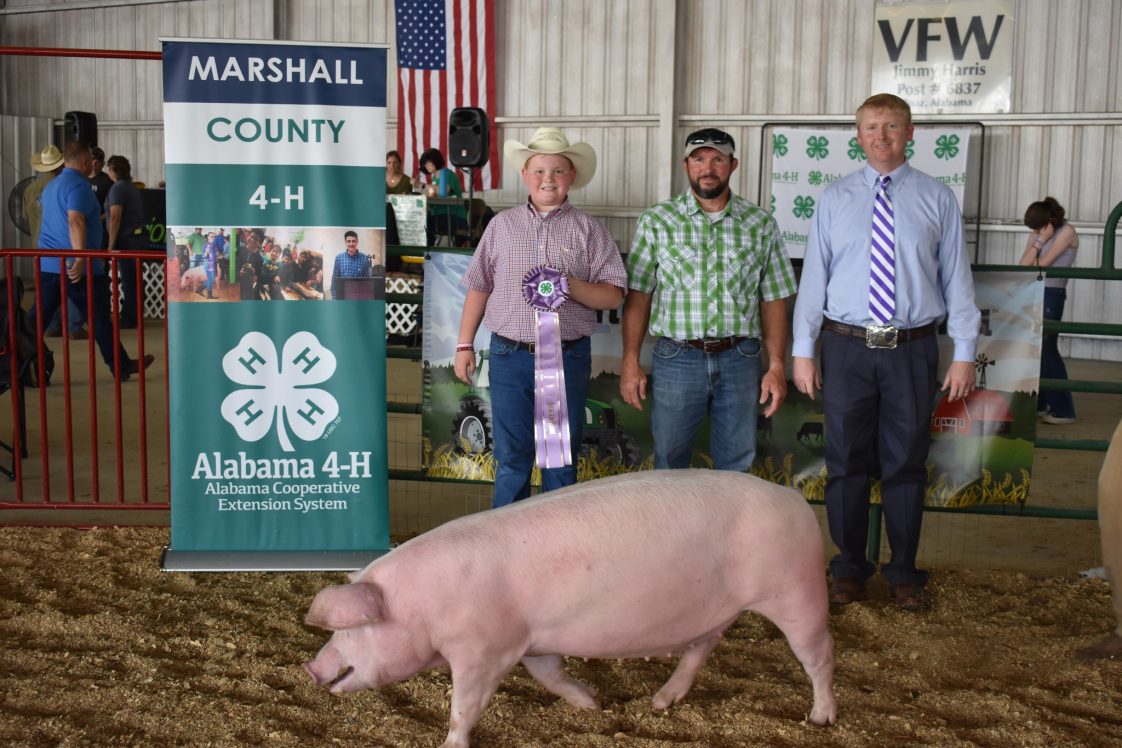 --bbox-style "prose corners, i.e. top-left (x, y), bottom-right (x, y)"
top-left (1, 526), bottom-right (1120, 747)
